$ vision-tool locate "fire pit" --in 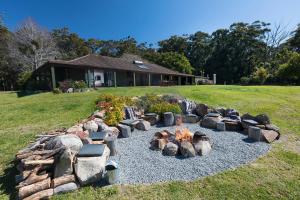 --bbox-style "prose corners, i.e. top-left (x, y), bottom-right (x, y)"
top-left (150, 127), bottom-right (212, 158)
